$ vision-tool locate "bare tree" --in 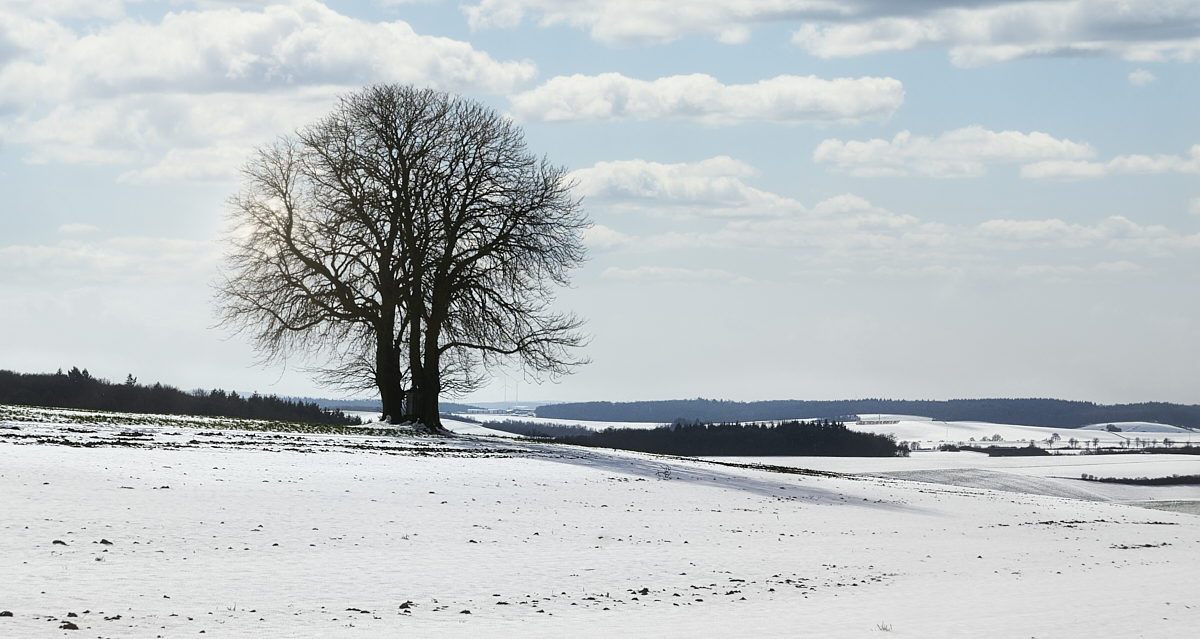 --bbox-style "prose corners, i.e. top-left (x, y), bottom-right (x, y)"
top-left (215, 85), bottom-right (589, 430)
